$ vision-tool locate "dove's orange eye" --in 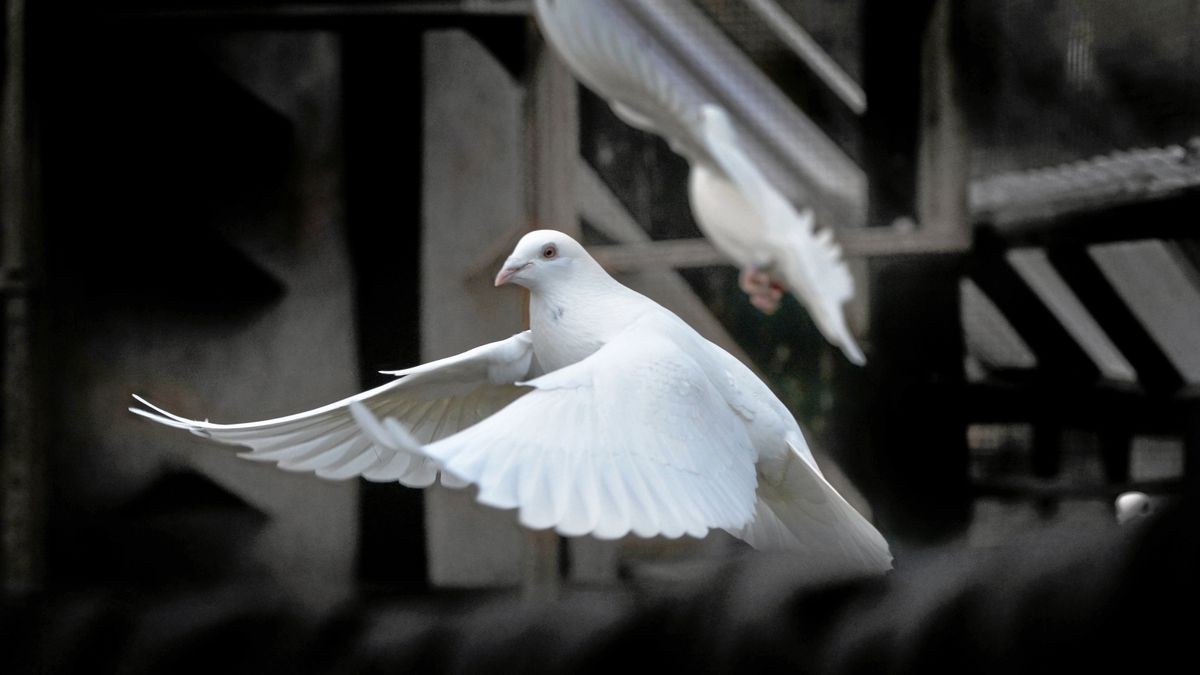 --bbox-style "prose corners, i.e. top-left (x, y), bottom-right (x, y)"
top-left (542, 244), bottom-right (557, 259)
